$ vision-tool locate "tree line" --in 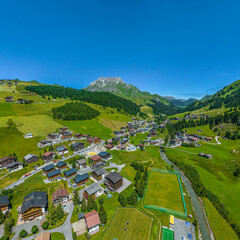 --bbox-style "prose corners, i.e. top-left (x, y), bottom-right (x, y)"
top-left (52, 102), bottom-right (100, 121)
top-left (25, 85), bottom-right (141, 116)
